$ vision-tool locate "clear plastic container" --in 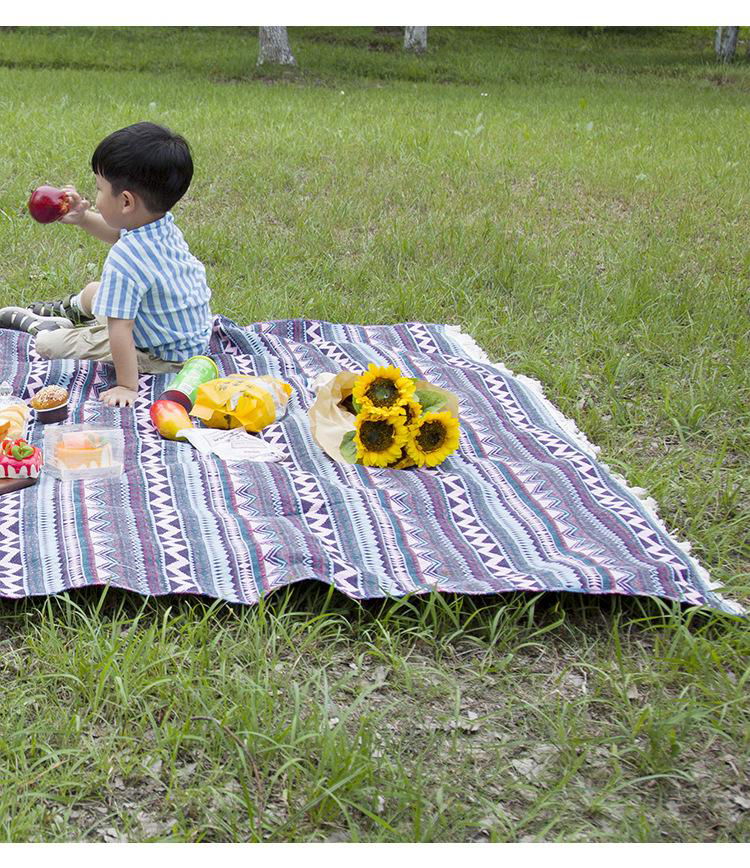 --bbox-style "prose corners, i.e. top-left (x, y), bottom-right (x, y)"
top-left (43, 425), bottom-right (124, 481)
top-left (0, 381), bottom-right (26, 411)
